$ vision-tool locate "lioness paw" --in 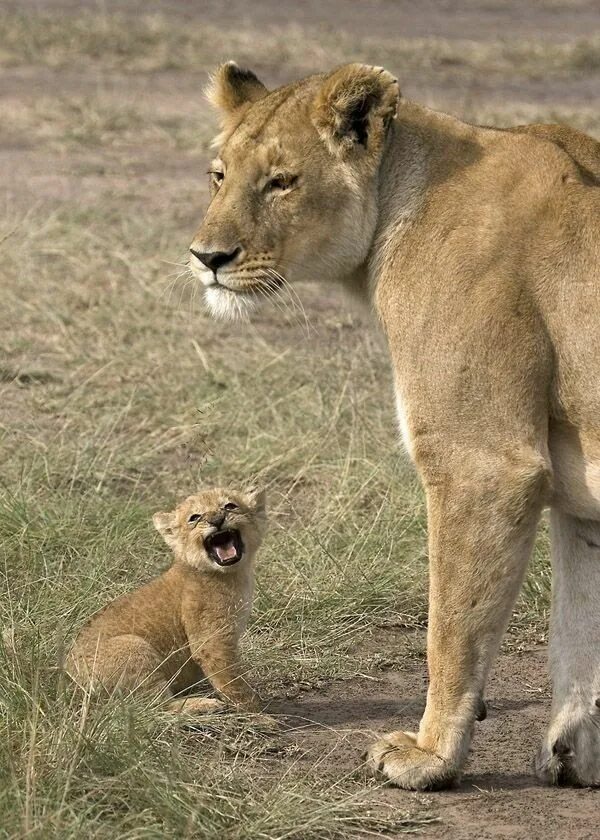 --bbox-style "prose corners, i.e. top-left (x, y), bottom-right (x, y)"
top-left (365, 730), bottom-right (458, 791)
top-left (536, 711), bottom-right (600, 787)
